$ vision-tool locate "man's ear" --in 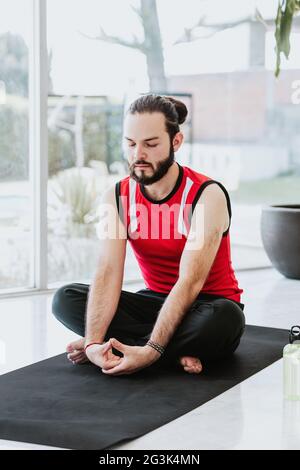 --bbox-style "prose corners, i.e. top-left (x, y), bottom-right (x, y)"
top-left (172, 132), bottom-right (184, 152)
